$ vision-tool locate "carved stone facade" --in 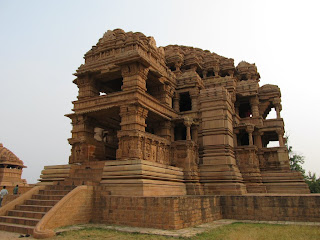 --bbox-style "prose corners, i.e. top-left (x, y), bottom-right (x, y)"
top-left (0, 143), bottom-right (27, 186)
top-left (59, 29), bottom-right (309, 195)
